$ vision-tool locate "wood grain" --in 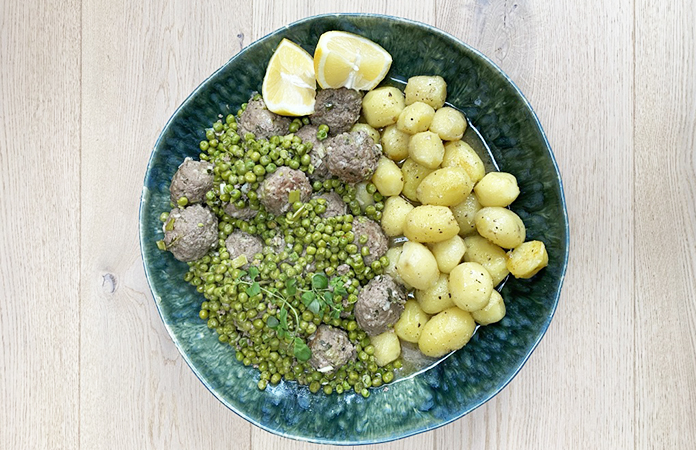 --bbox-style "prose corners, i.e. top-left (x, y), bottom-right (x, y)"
top-left (634, 1), bottom-right (696, 448)
top-left (0, 1), bottom-right (81, 449)
top-left (1, 0), bottom-right (696, 449)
